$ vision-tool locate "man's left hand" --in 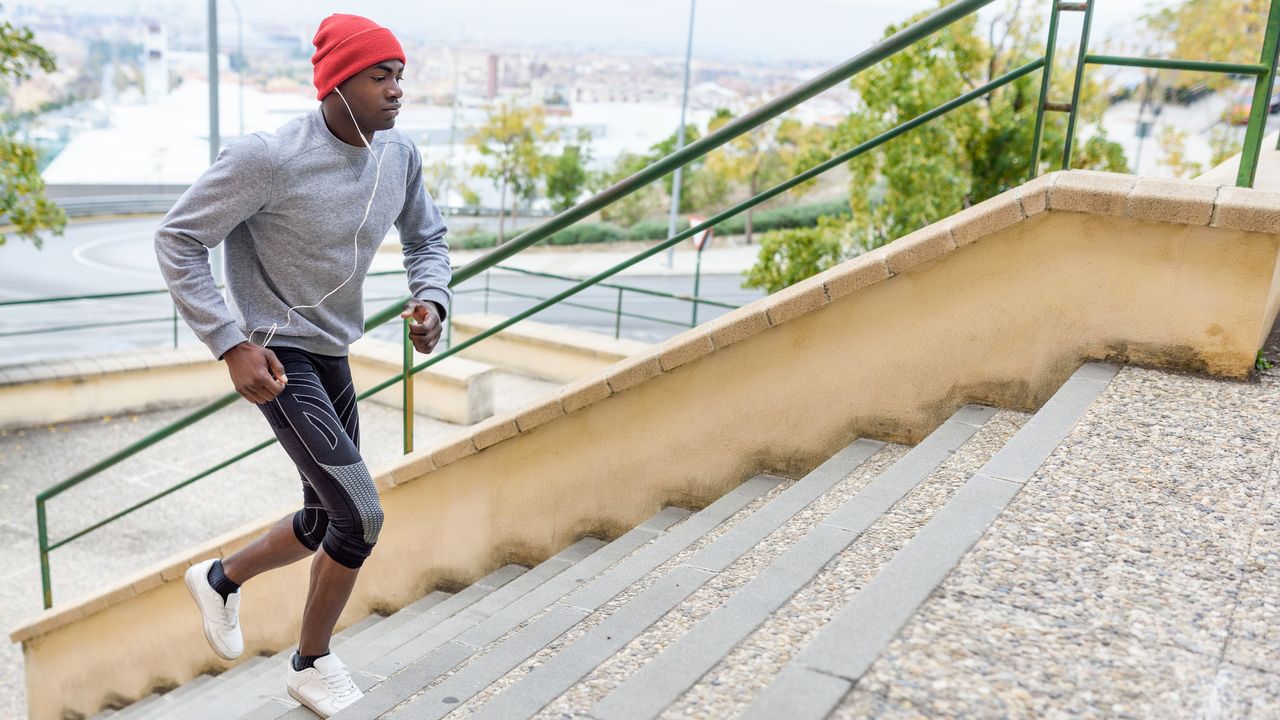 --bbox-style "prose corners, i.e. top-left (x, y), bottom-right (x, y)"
top-left (401, 299), bottom-right (443, 354)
